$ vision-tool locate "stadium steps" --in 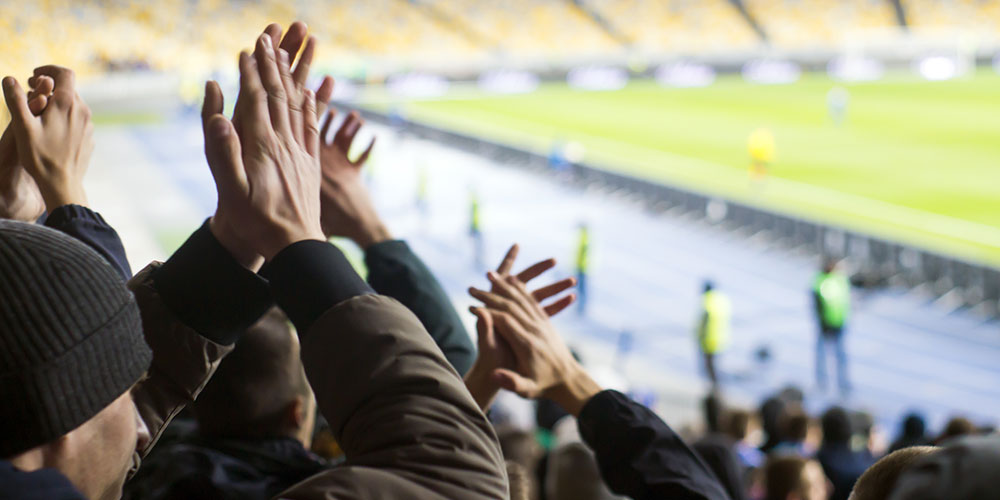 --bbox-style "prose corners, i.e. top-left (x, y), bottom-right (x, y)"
top-left (567, 0), bottom-right (632, 46)
top-left (728, 0), bottom-right (769, 42)
top-left (403, 0), bottom-right (497, 52)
